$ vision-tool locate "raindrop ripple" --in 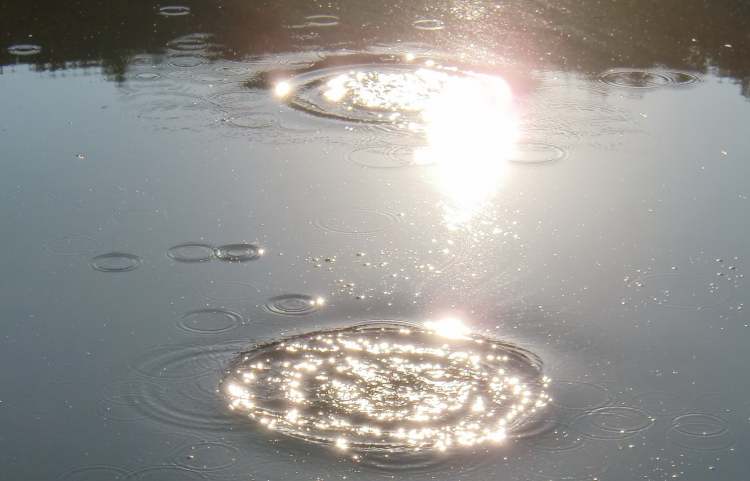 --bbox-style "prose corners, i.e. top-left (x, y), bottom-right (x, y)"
top-left (167, 243), bottom-right (215, 263)
top-left (90, 252), bottom-right (142, 272)
top-left (264, 294), bottom-right (324, 316)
